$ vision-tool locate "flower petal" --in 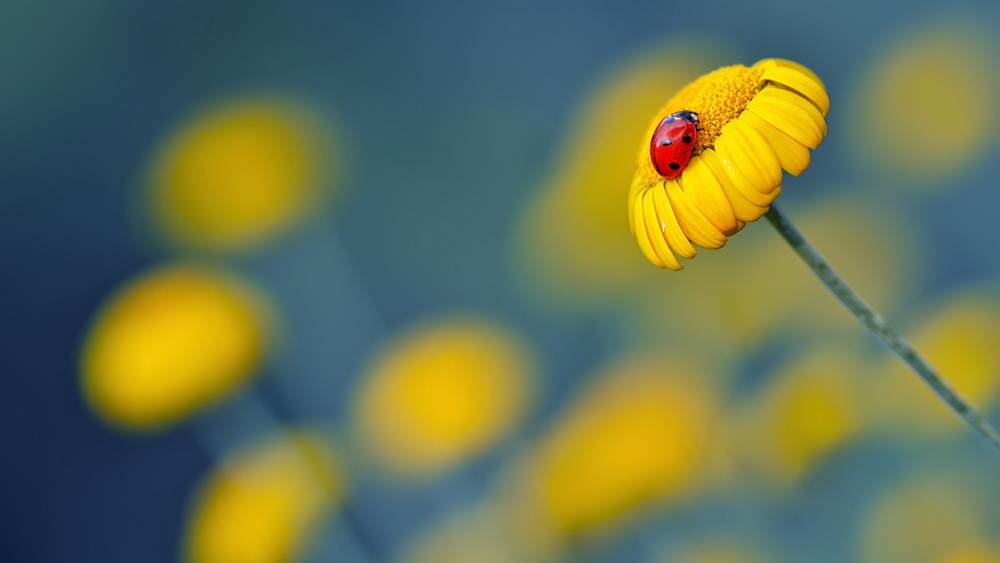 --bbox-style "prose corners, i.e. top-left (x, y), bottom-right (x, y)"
top-left (642, 189), bottom-right (683, 270)
top-left (745, 87), bottom-right (826, 149)
top-left (665, 180), bottom-right (727, 249)
top-left (754, 58), bottom-right (824, 91)
top-left (739, 110), bottom-right (811, 176)
top-left (759, 64), bottom-right (830, 116)
top-left (627, 172), bottom-right (646, 235)
top-left (699, 148), bottom-right (769, 223)
top-left (677, 155), bottom-right (739, 235)
top-left (632, 188), bottom-right (667, 268)
top-left (715, 119), bottom-right (782, 195)
top-left (708, 138), bottom-right (777, 208)
top-left (652, 181), bottom-right (697, 259)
